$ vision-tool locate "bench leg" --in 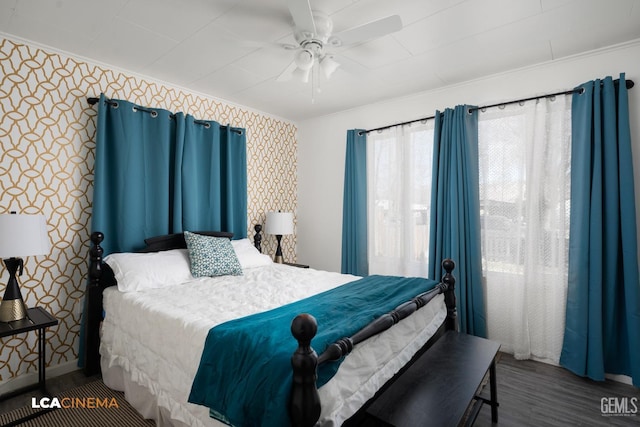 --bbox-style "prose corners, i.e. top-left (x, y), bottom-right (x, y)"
top-left (489, 359), bottom-right (498, 423)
